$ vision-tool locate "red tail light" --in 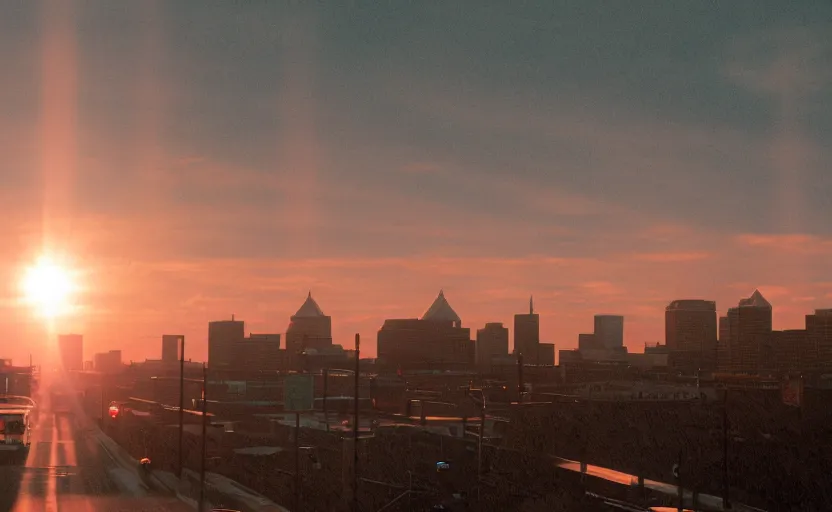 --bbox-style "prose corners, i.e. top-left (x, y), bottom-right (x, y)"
top-left (108, 405), bottom-right (120, 419)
